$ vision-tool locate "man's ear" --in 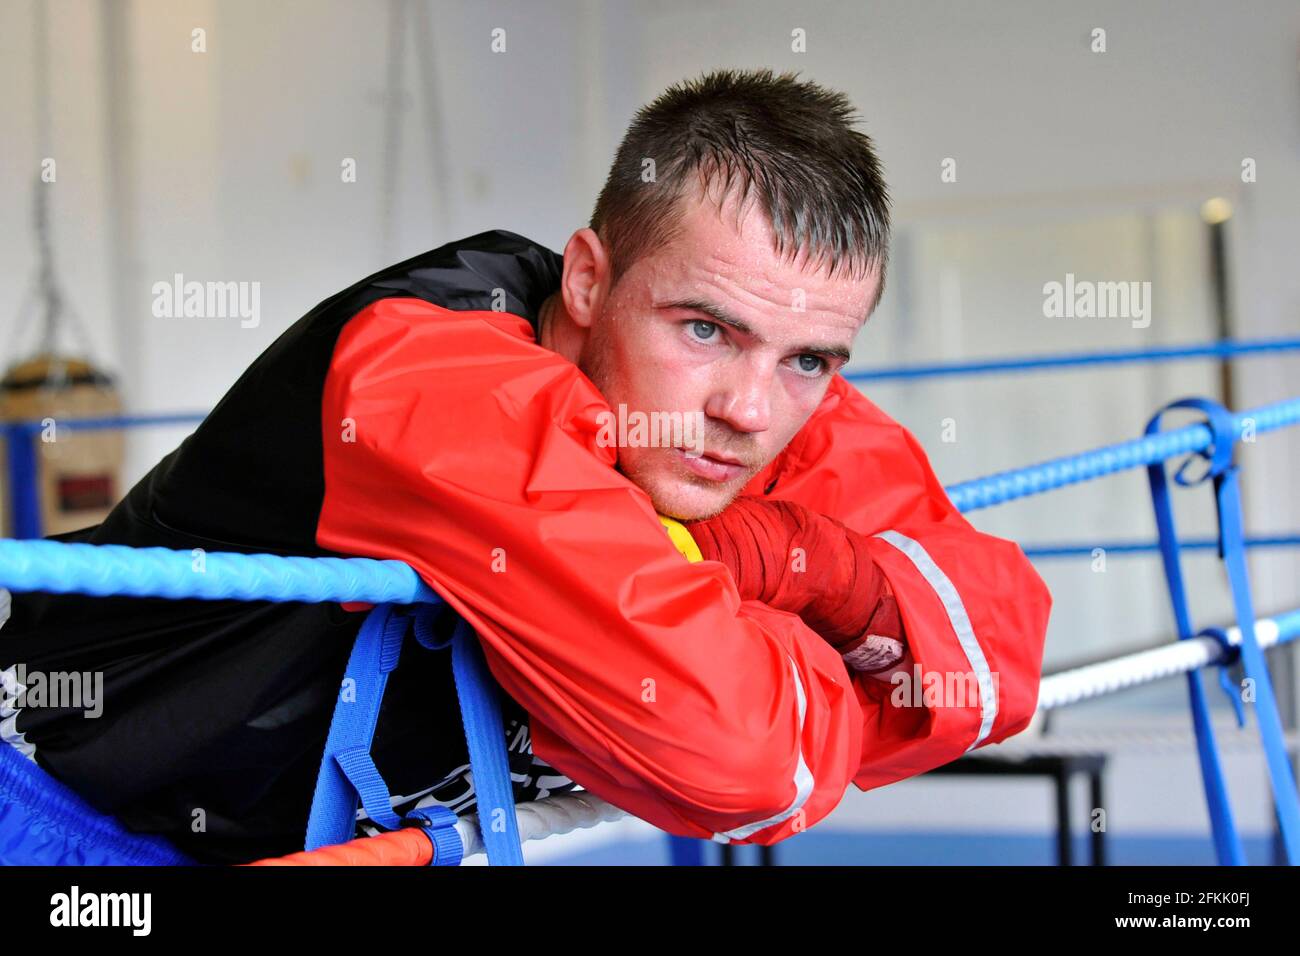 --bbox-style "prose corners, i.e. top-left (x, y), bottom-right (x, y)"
top-left (559, 228), bottom-right (611, 331)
